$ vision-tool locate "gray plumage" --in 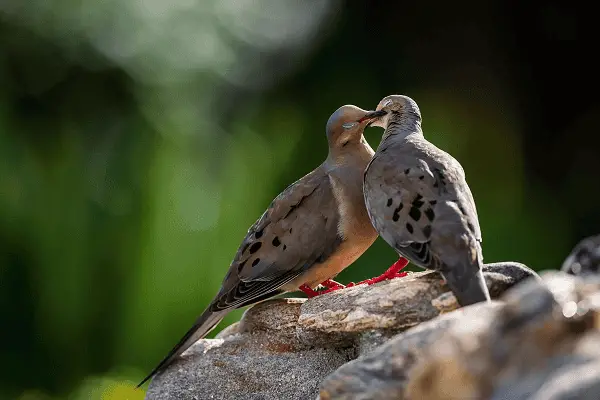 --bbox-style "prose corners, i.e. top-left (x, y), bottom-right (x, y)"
top-left (363, 95), bottom-right (490, 306)
top-left (561, 234), bottom-right (600, 276)
top-left (138, 105), bottom-right (380, 387)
